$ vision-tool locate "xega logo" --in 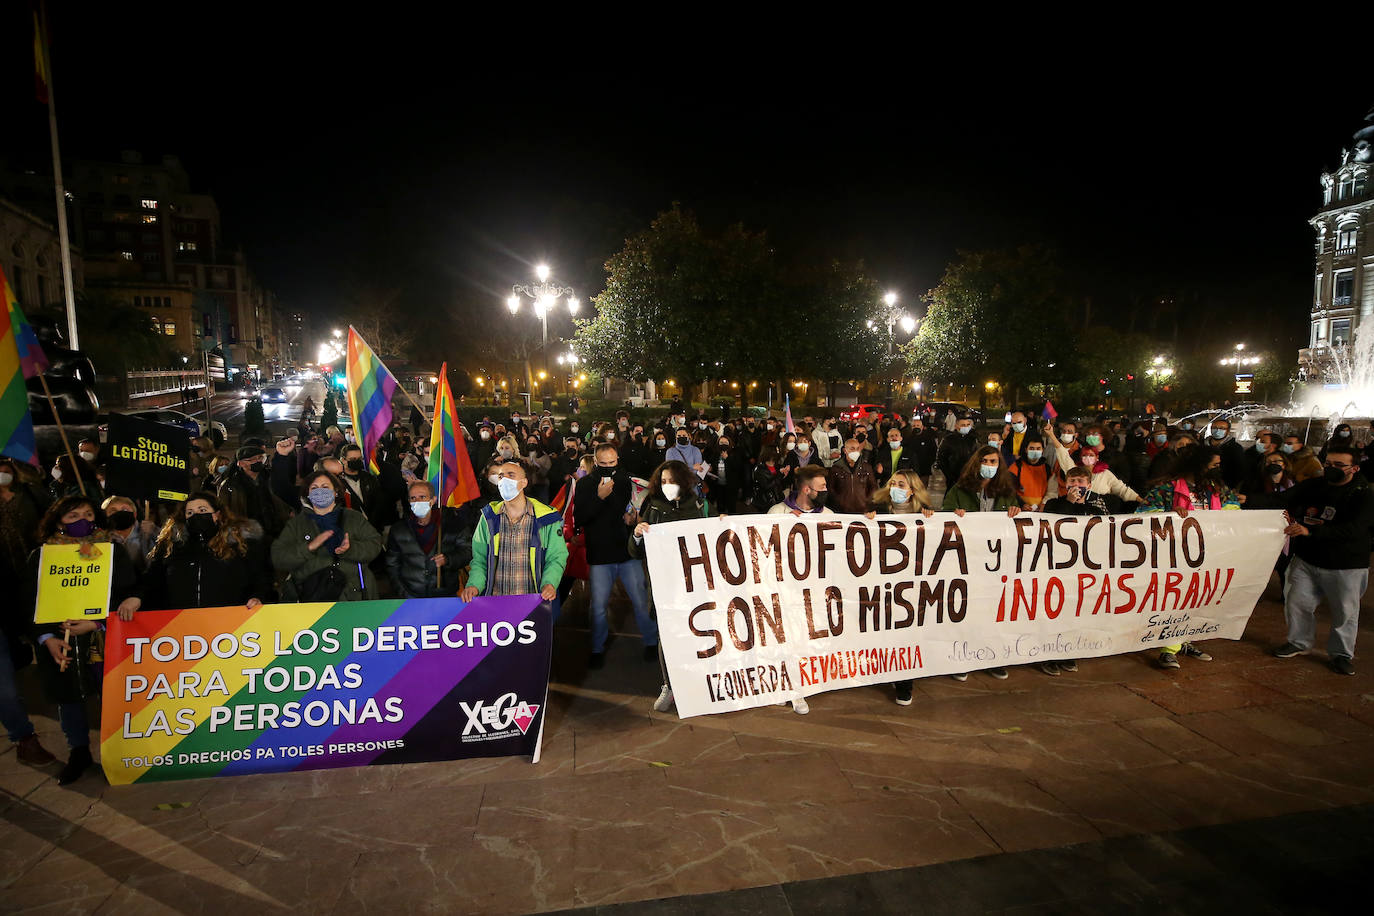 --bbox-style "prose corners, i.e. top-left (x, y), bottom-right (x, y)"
top-left (460, 692), bottom-right (540, 737)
